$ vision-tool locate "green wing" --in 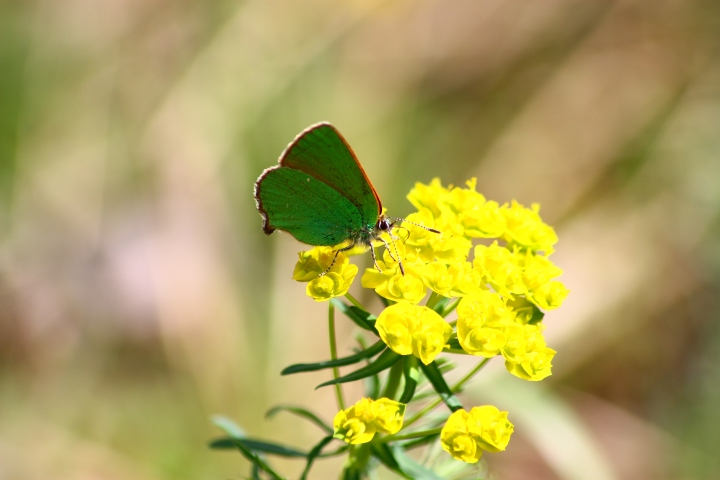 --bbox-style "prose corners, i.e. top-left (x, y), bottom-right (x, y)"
top-left (278, 123), bottom-right (381, 226)
top-left (255, 166), bottom-right (362, 246)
